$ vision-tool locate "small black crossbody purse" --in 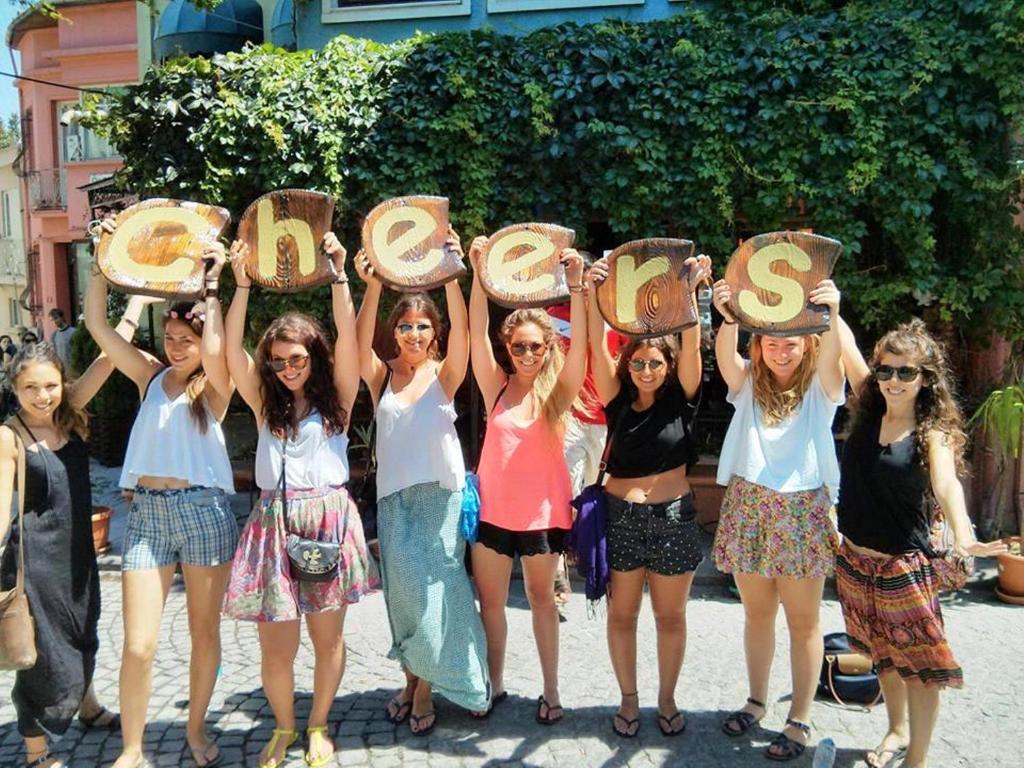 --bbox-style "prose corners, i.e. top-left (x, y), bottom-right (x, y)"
top-left (279, 438), bottom-right (345, 583)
